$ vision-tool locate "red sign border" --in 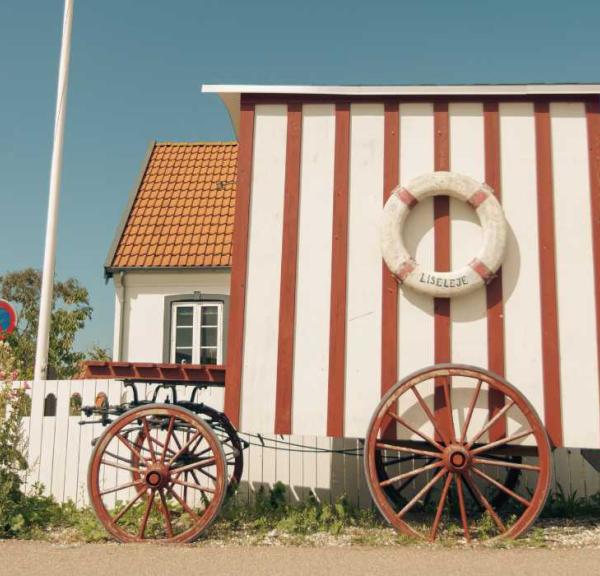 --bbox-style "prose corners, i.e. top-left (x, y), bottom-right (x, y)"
top-left (0, 300), bottom-right (17, 337)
